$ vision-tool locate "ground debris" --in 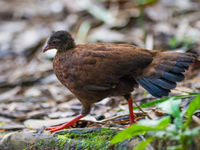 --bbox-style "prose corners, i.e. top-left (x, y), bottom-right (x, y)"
top-left (0, 0), bottom-right (199, 149)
